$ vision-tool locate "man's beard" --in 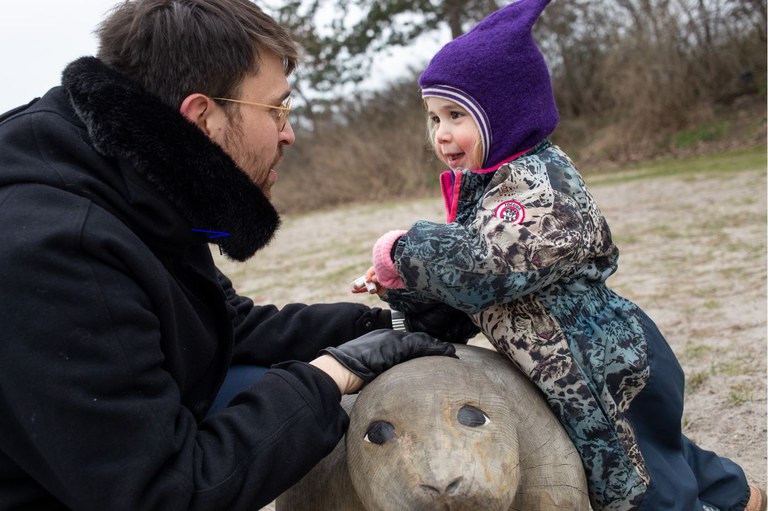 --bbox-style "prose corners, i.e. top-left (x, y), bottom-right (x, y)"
top-left (222, 117), bottom-right (277, 199)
